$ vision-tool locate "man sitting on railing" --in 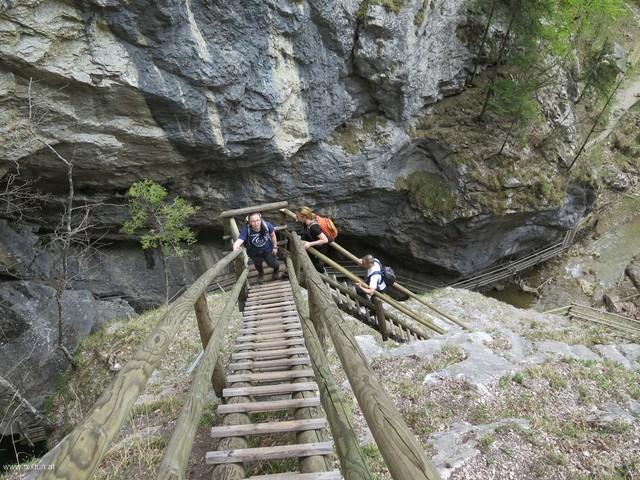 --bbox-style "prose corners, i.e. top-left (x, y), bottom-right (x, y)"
top-left (354, 254), bottom-right (389, 299)
top-left (233, 212), bottom-right (281, 284)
